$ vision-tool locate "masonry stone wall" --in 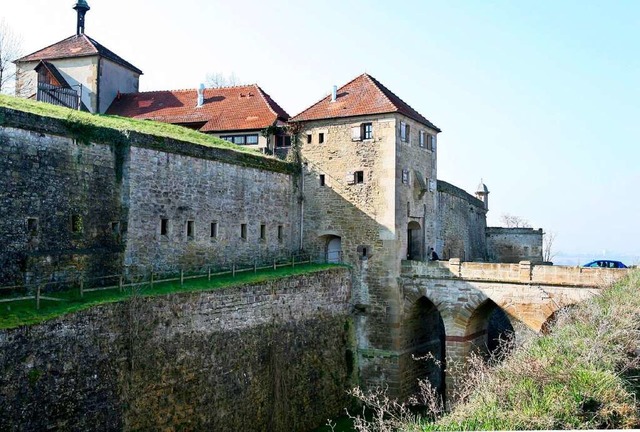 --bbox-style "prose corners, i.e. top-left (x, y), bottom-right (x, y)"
top-left (436, 180), bottom-right (487, 261)
top-left (299, 113), bottom-right (440, 397)
top-left (0, 269), bottom-right (354, 432)
top-left (486, 227), bottom-right (543, 263)
top-left (0, 125), bottom-right (125, 286)
top-left (125, 146), bottom-right (298, 274)
top-left (394, 114), bottom-right (439, 262)
top-left (0, 107), bottom-right (298, 287)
